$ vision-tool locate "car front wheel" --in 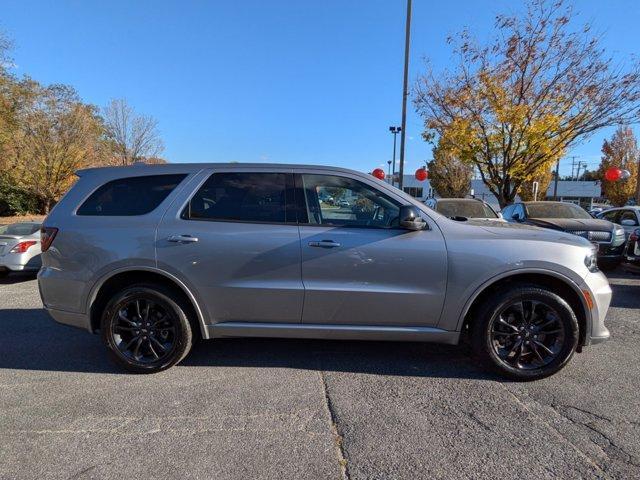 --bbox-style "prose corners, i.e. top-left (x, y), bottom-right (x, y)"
top-left (100, 284), bottom-right (193, 373)
top-left (470, 284), bottom-right (579, 381)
